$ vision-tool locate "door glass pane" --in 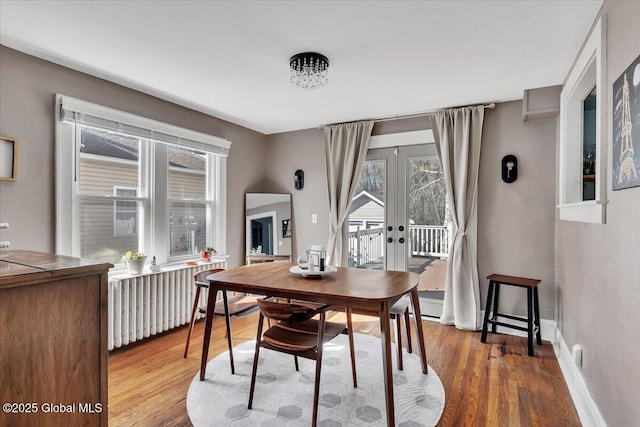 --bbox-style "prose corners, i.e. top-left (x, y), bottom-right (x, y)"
top-left (348, 160), bottom-right (386, 268)
top-left (407, 157), bottom-right (448, 294)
